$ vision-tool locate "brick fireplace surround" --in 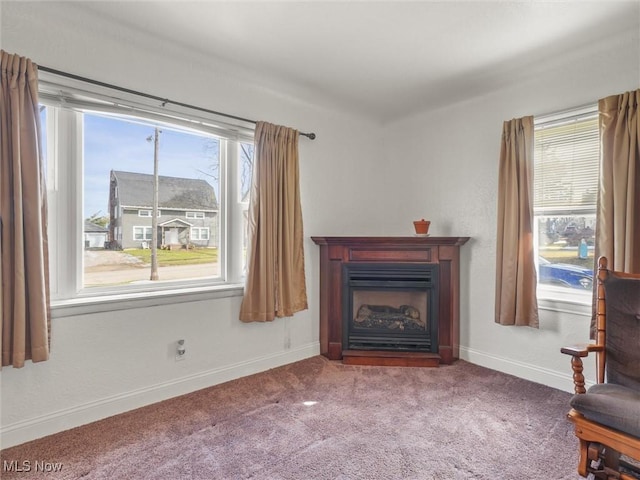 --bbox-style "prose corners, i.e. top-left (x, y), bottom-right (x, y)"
top-left (311, 236), bottom-right (470, 367)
